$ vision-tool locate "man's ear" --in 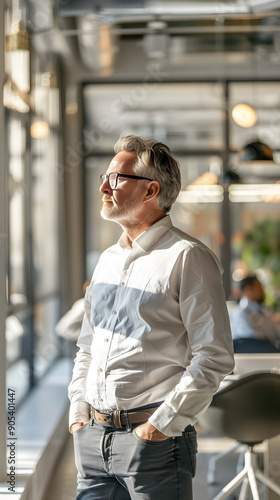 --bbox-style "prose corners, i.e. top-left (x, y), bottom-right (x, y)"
top-left (144, 181), bottom-right (160, 203)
